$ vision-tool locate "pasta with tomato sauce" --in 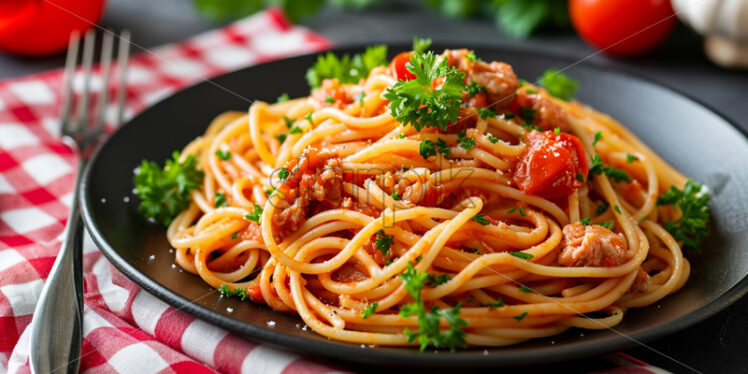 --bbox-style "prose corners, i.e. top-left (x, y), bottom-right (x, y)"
top-left (134, 42), bottom-right (710, 351)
